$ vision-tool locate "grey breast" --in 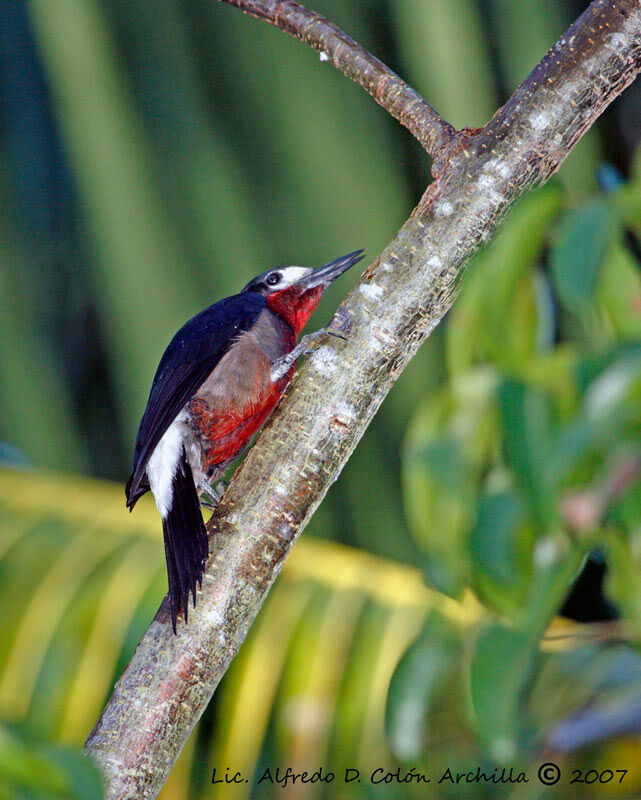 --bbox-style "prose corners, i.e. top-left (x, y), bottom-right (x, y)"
top-left (193, 309), bottom-right (292, 414)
